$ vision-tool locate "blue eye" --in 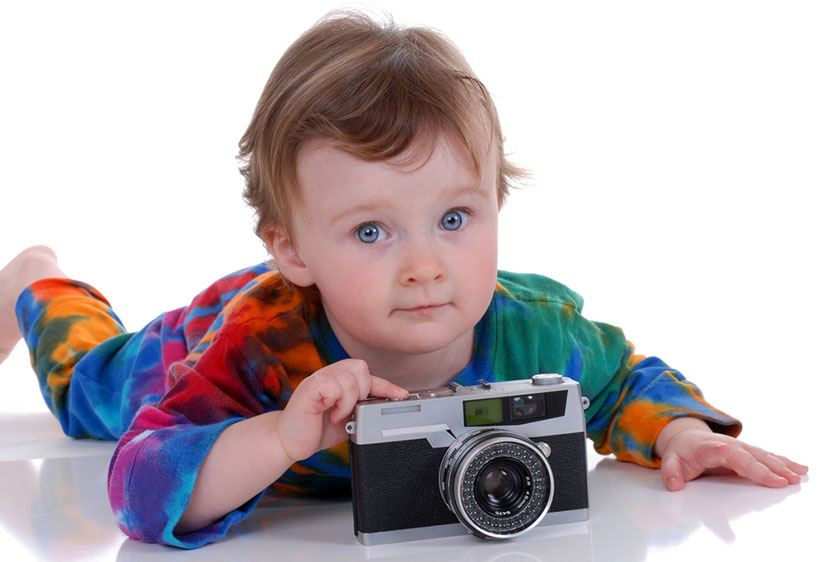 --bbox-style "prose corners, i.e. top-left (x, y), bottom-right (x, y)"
top-left (356, 223), bottom-right (388, 244)
top-left (440, 209), bottom-right (468, 231)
